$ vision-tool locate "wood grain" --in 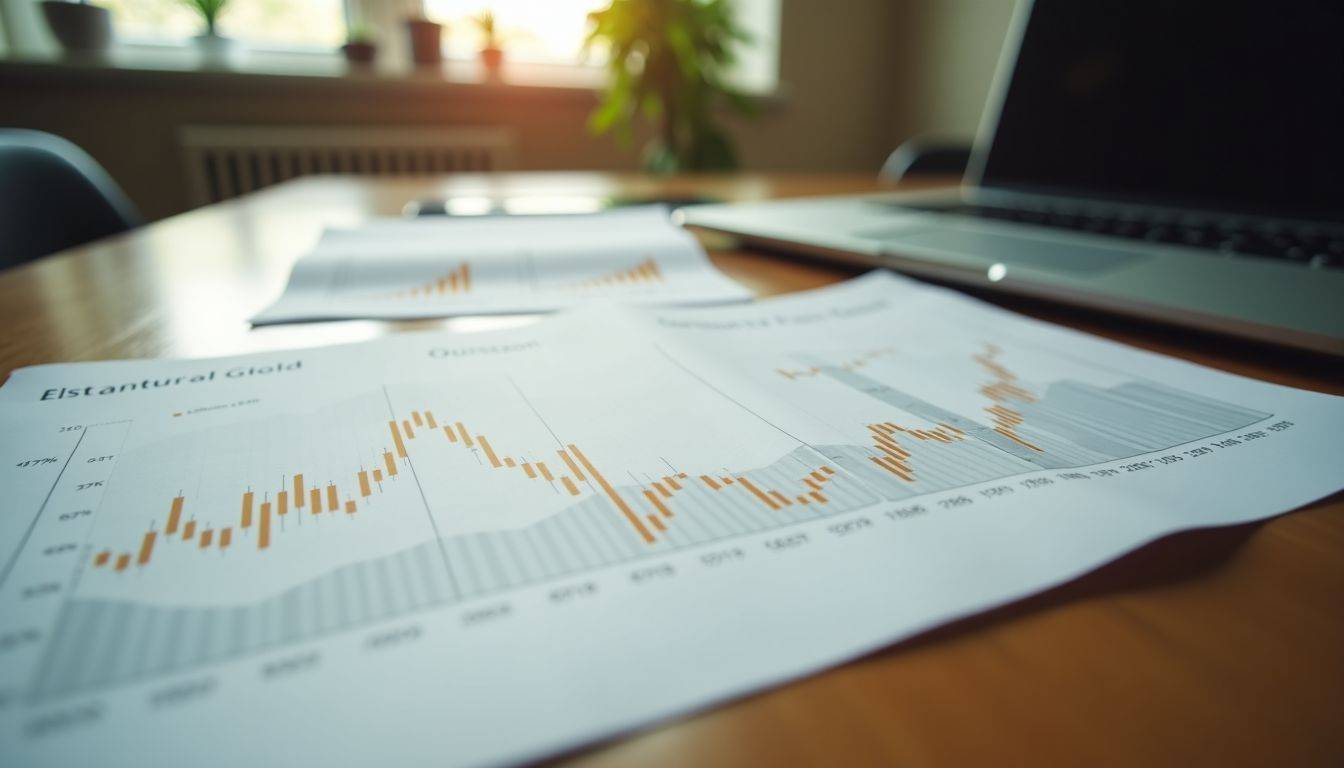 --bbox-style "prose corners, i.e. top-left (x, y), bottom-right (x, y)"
top-left (1, 173), bottom-right (1339, 767)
